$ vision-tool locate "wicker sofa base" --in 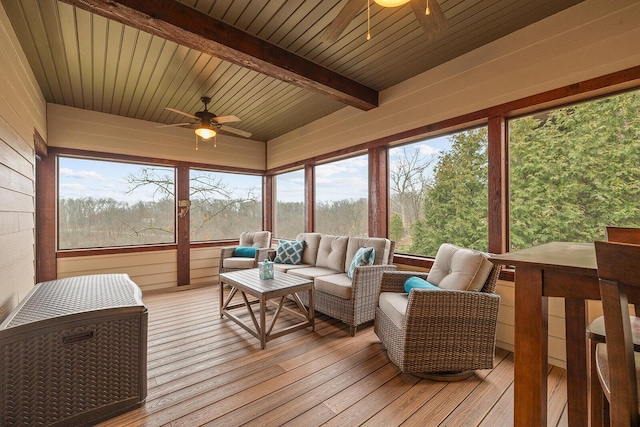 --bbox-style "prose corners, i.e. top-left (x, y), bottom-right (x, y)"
top-left (295, 265), bottom-right (397, 336)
